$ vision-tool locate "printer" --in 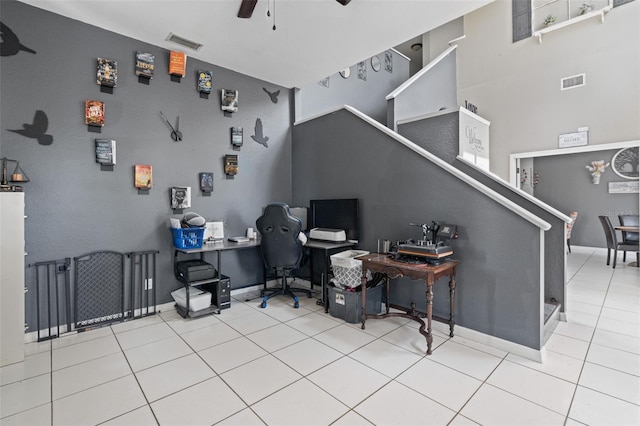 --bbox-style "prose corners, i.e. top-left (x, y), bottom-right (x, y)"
top-left (309, 227), bottom-right (347, 242)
